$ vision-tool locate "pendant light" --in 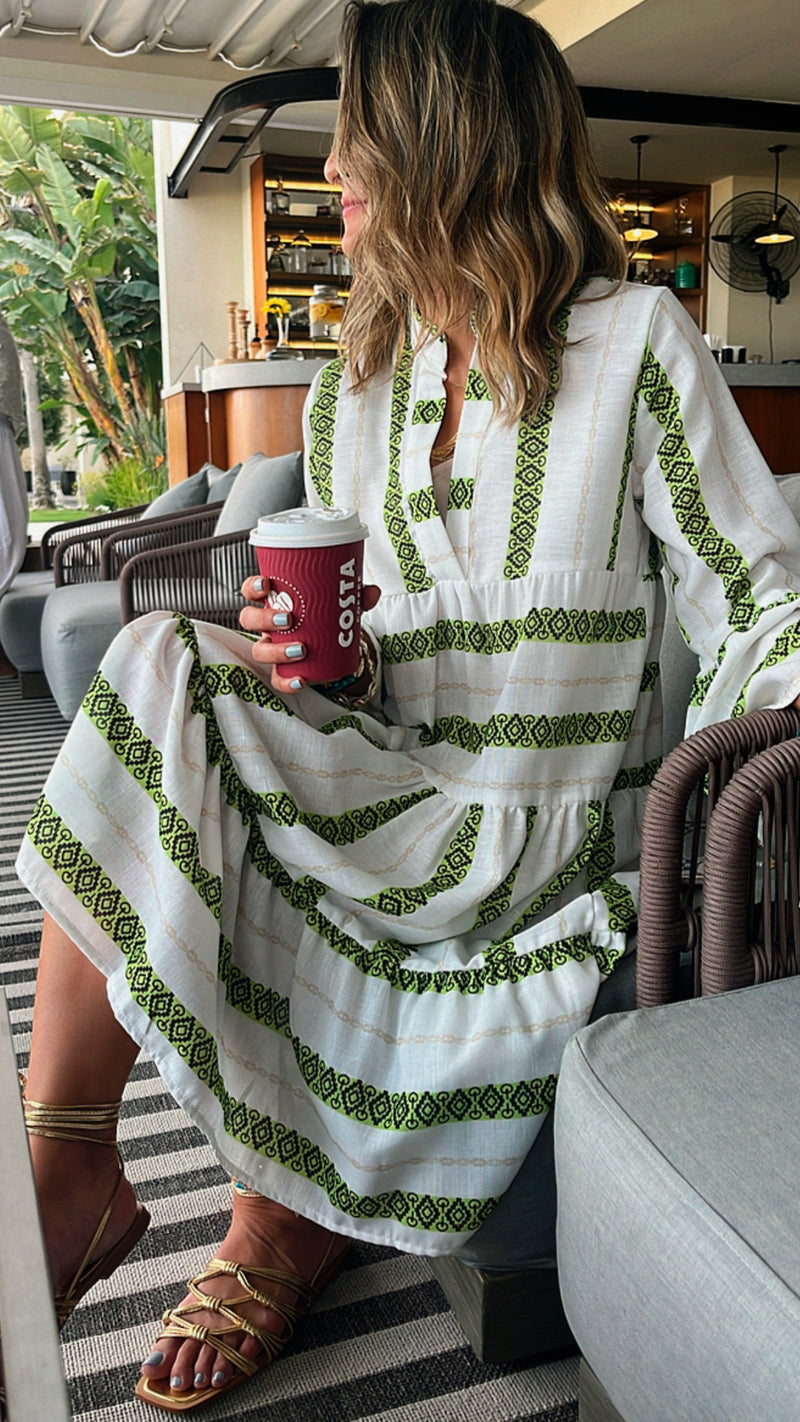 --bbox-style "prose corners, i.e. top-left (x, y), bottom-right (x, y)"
top-left (623, 135), bottom-right (658, 244)
top-left (754, 144), bottom-right (796, 246)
